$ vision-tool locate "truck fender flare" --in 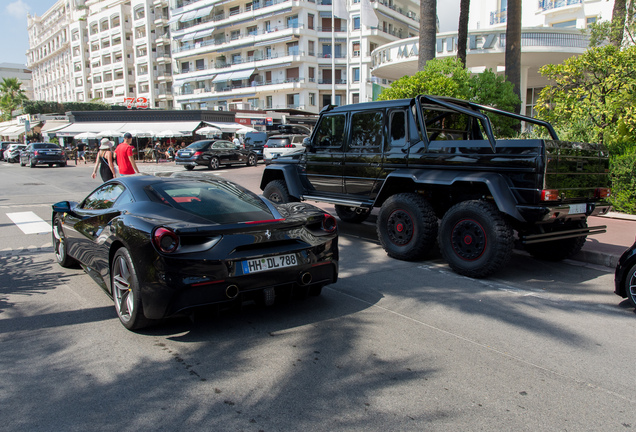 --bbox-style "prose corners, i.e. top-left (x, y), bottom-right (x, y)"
top-left (376, 170), bottom-right (524, 222)
top-left (260, 165), bottom-right (303, 199)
